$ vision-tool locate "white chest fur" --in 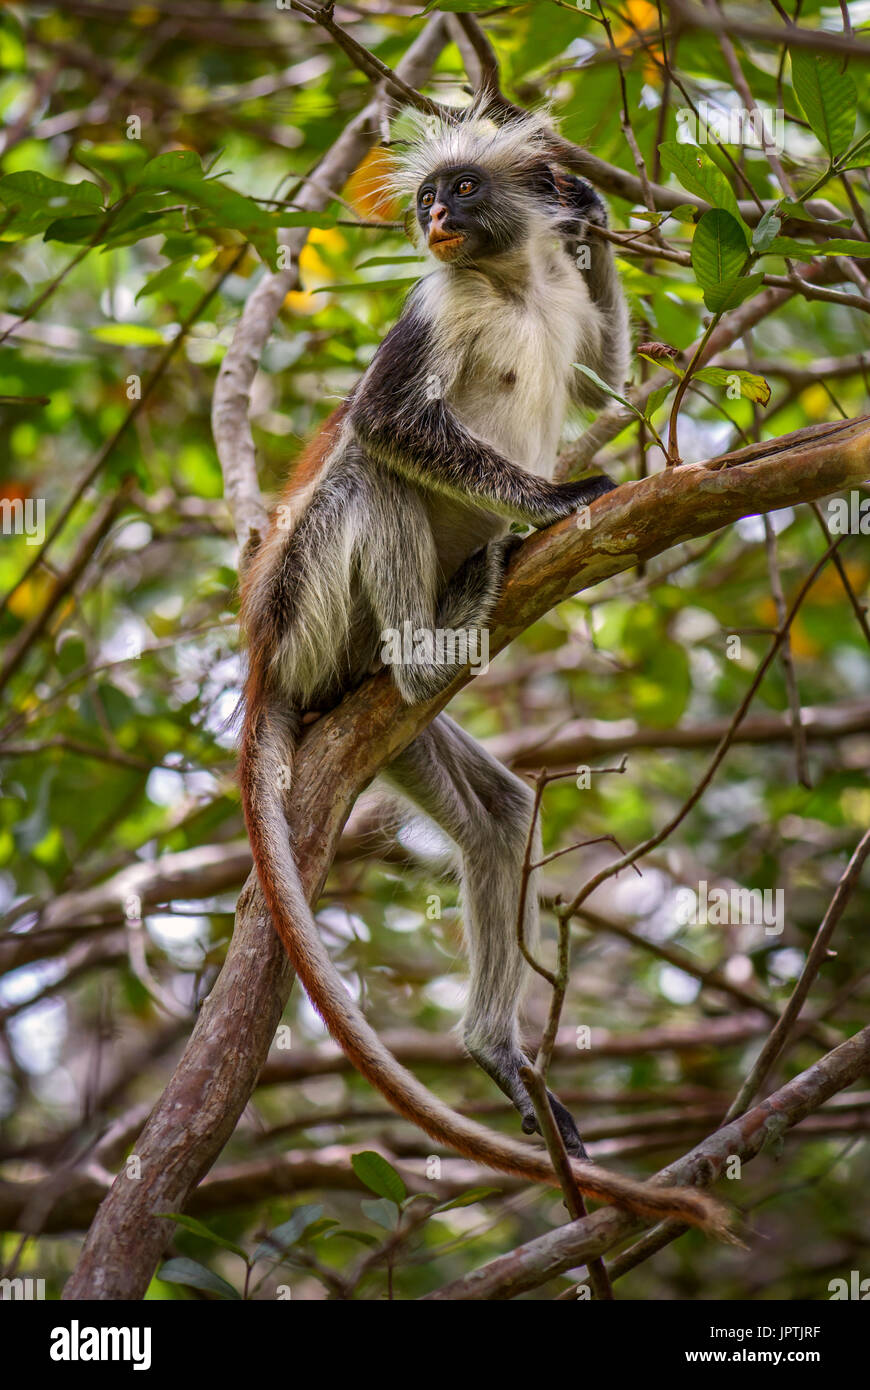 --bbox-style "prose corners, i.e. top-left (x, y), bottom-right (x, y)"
top-left (420, 239), bottom-right (596, 481)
